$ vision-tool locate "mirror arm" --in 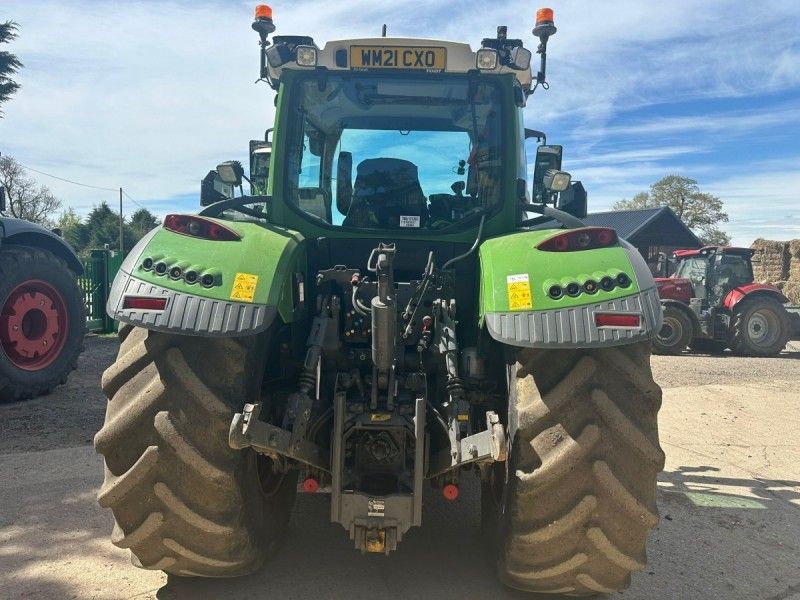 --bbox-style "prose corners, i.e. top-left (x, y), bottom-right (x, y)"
top-left (520, 203), bottom-right (584, 229)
